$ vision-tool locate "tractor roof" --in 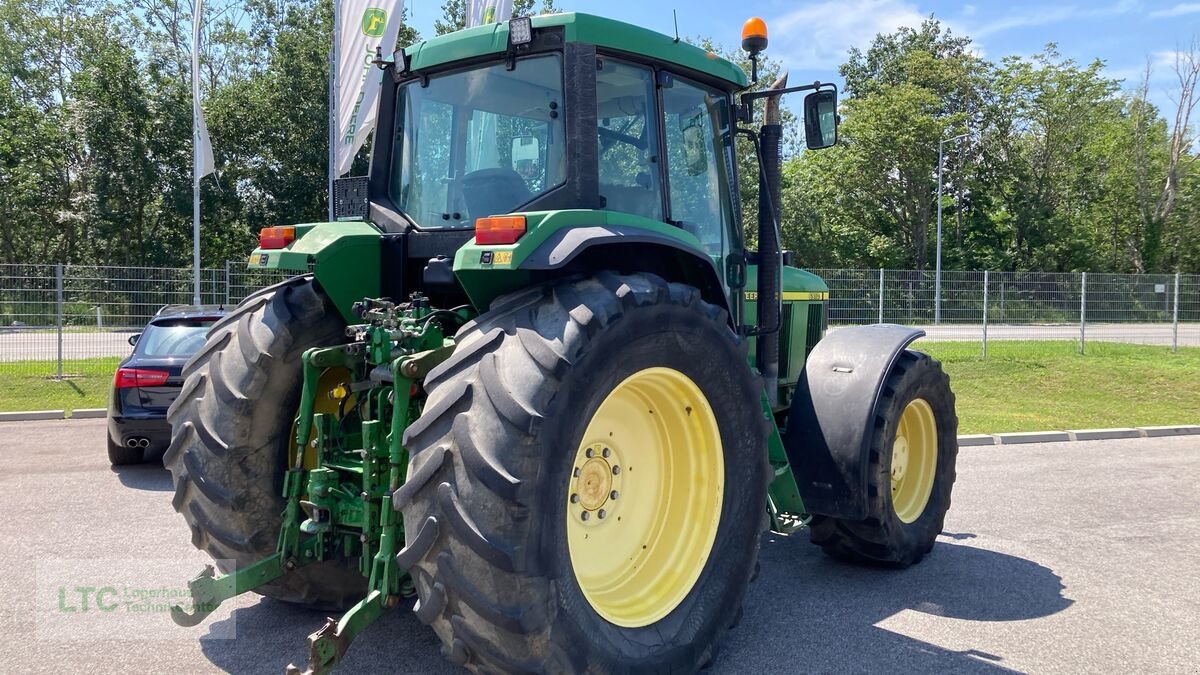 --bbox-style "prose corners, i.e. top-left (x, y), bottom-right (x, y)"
top-left (401, 12), bottom-right (749, 89)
